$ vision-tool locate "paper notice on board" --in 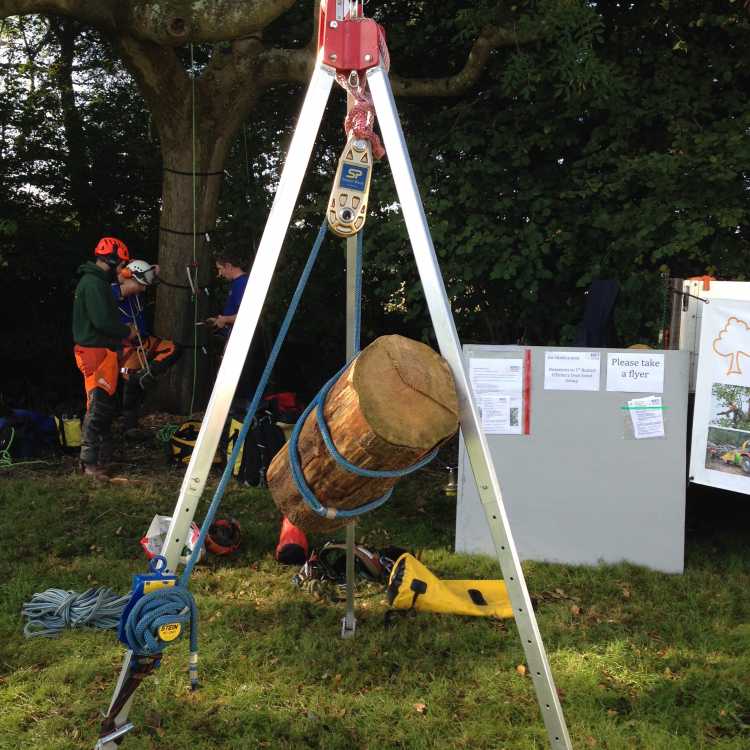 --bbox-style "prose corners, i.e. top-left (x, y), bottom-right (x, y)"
top-left (469, 358), bottom-right (524, 434)
top-left (607, 352), bottom-right (665, 393)
top-left (477, 395), bottom-right (510, 433)
top-left (628, 395), bottom-right (665, 439)
top-left (544, 351), bottom-right (601, 391)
